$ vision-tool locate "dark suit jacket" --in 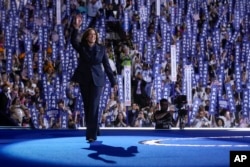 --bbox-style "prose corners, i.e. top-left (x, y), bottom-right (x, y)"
top-left (132, 78), bottom-right (147, 96)
top-left (0, 92), bottom-right (9, 113)
top-left (0, 91), bottom-right (18, 126)
top-left (126, 109), bottom-right (139, 127)
top-left (70, 28), bottom-right (116, 87)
